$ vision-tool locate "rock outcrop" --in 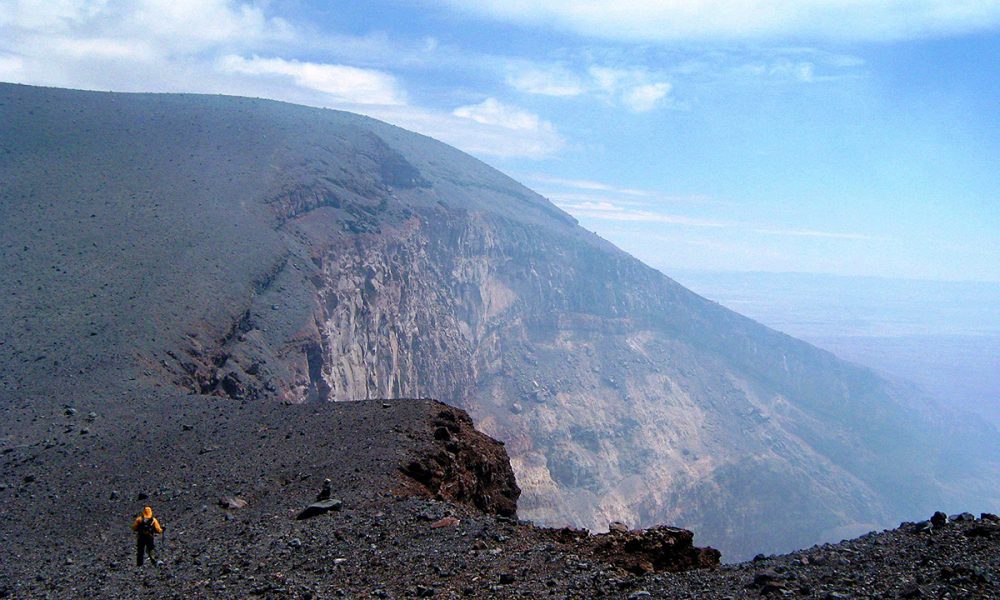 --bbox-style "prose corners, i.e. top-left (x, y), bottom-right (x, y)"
top-left (400, 404), bottom-right (520, 517)
top-left (547, 524), bottom-right (721, 574)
